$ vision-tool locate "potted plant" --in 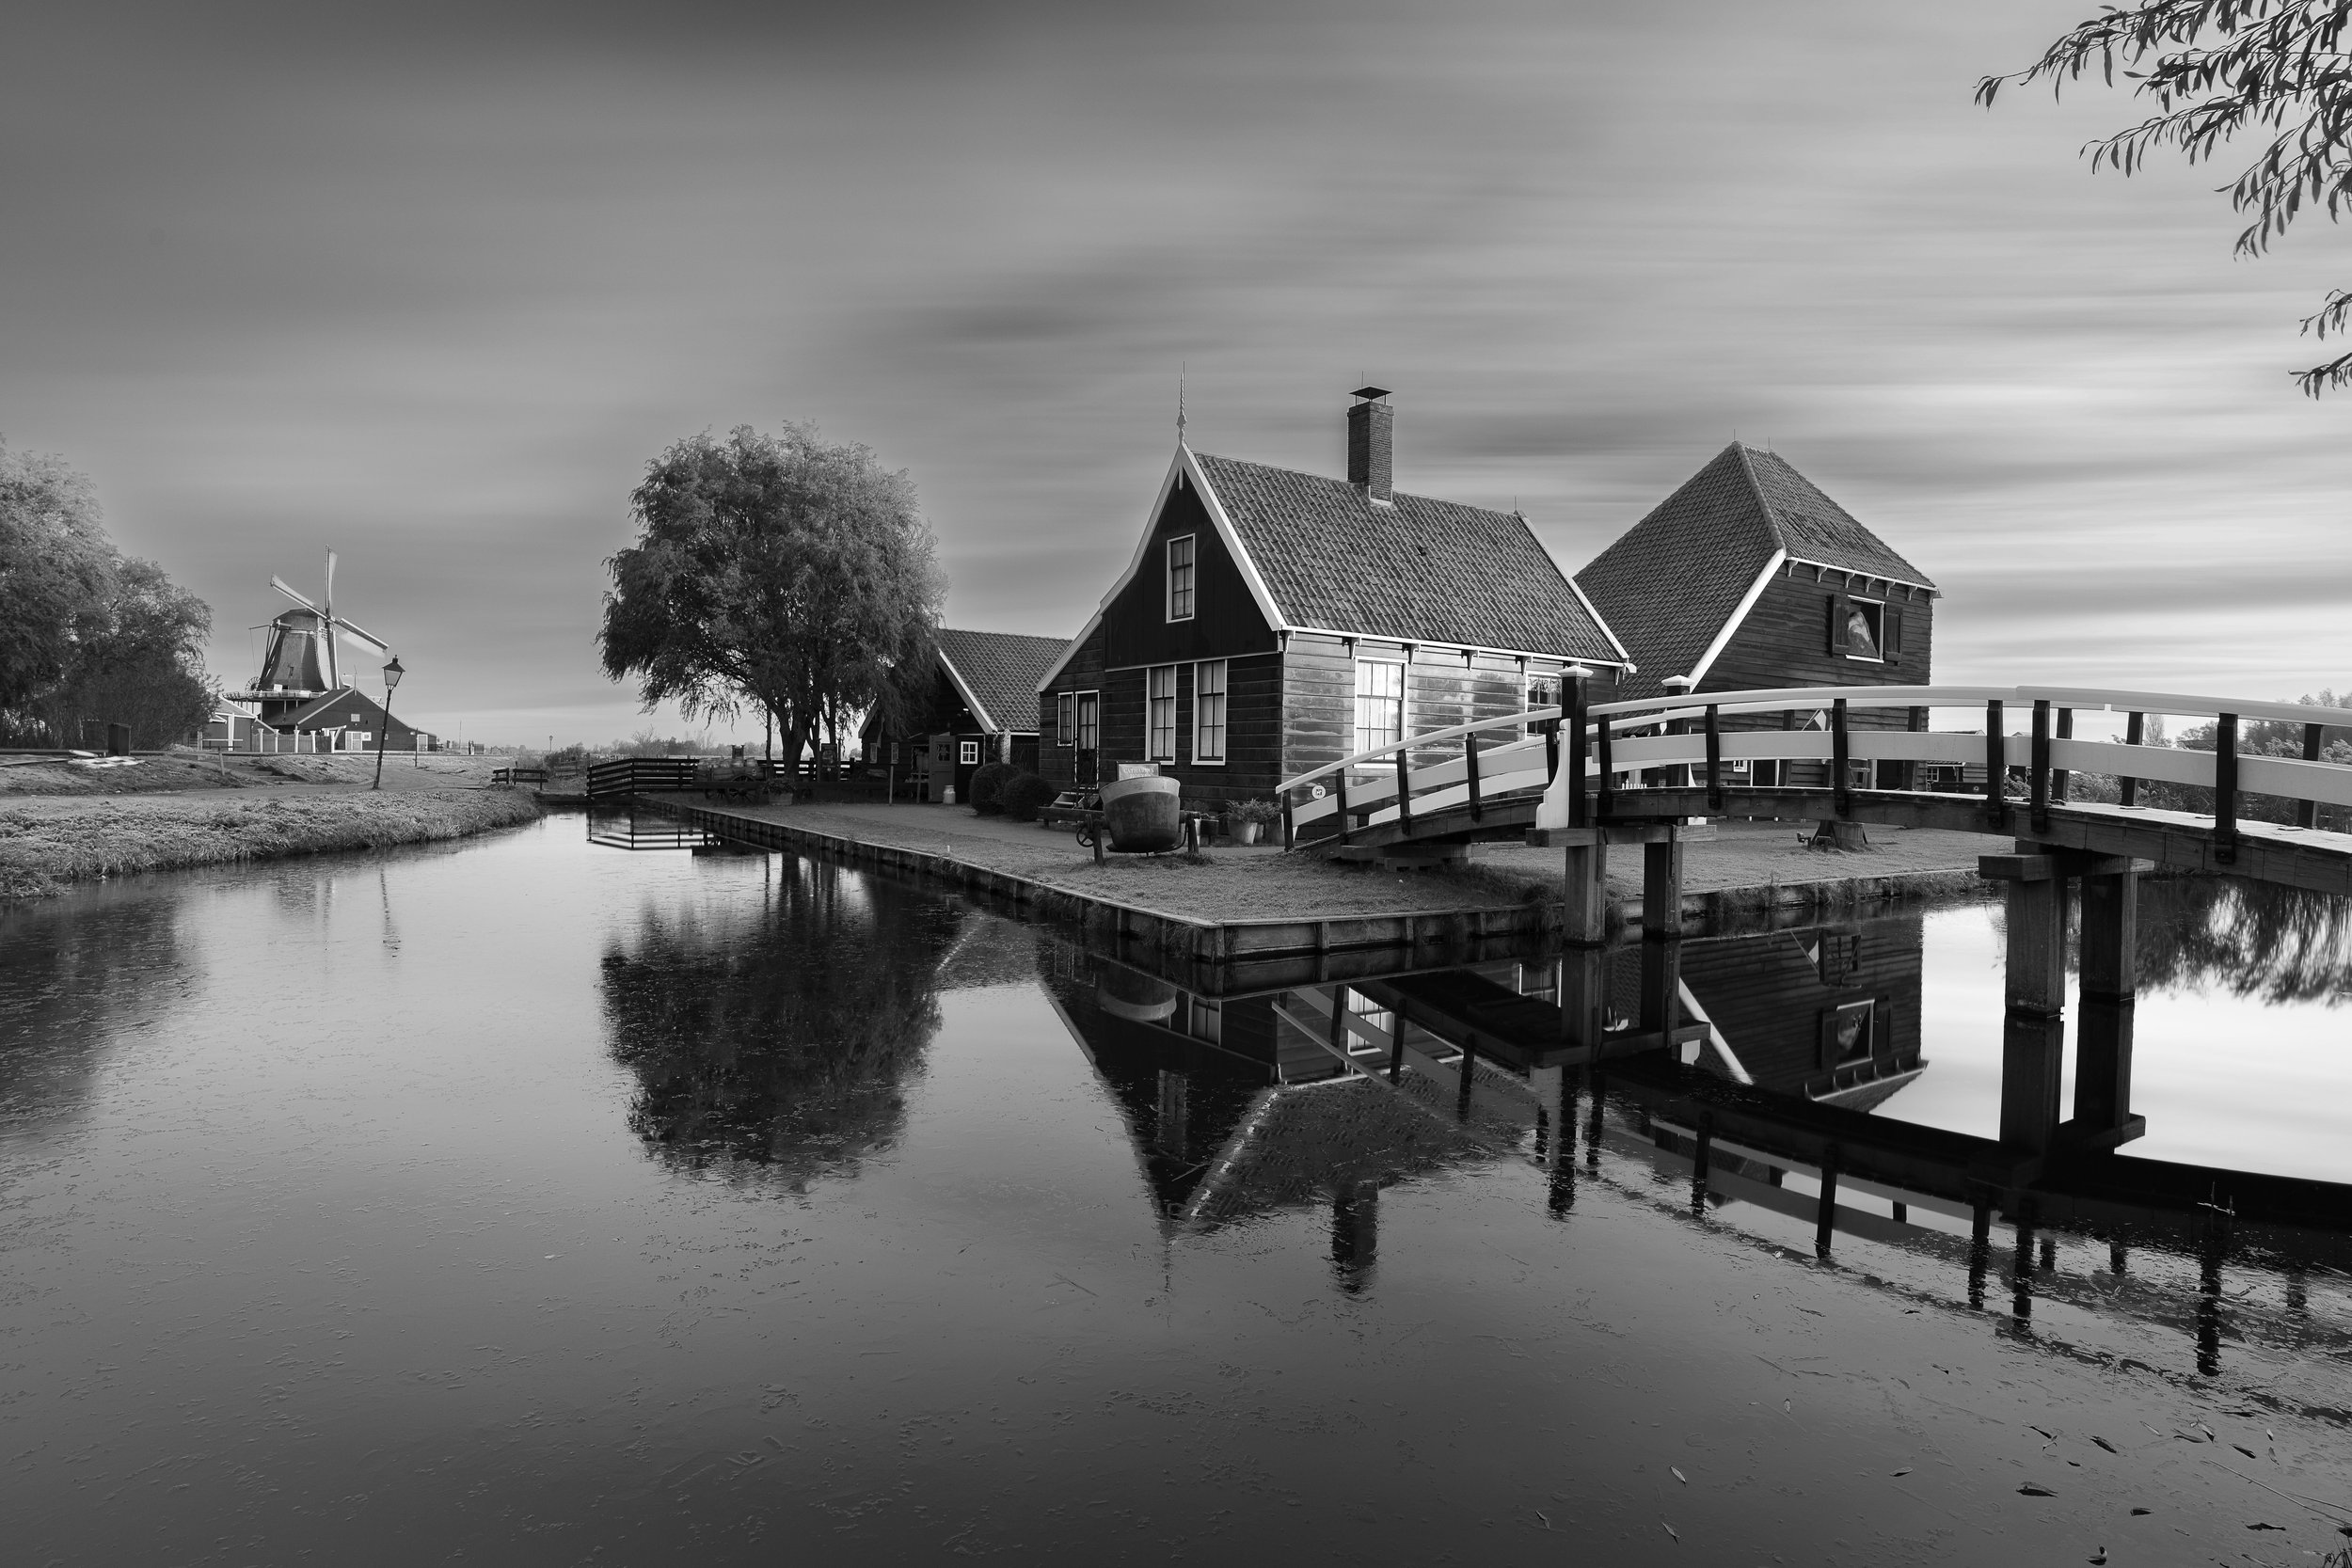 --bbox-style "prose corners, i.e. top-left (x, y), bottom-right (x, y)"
top-left (1225, 797), bottom-right (1281, 846)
